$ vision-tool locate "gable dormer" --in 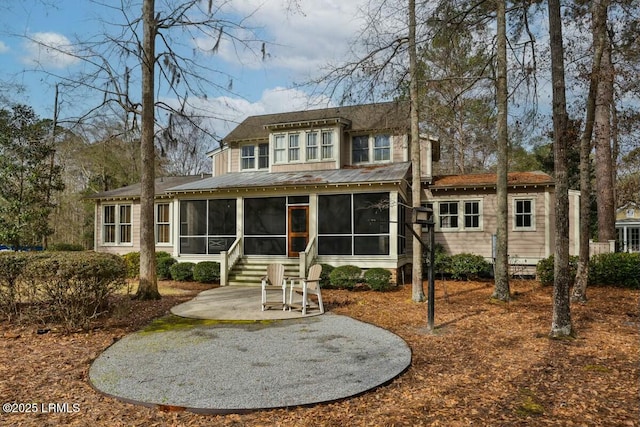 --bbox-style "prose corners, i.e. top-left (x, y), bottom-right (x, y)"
top-left (209, 101), bottom-right (441, 178)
